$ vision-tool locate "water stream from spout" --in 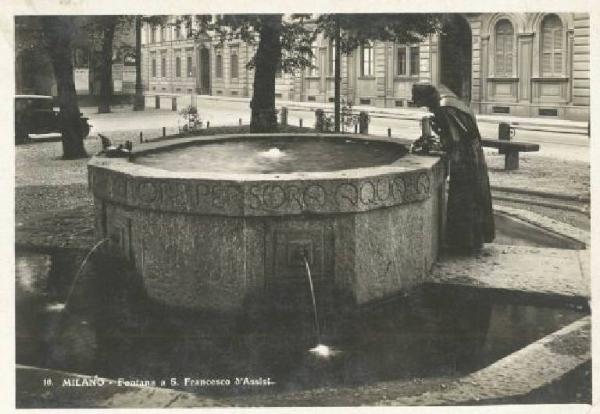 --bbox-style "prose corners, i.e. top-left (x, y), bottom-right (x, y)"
top-left (302, 255), bottom-right (321, 344)
top-left (47, 238), bottom-right (110, 313)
